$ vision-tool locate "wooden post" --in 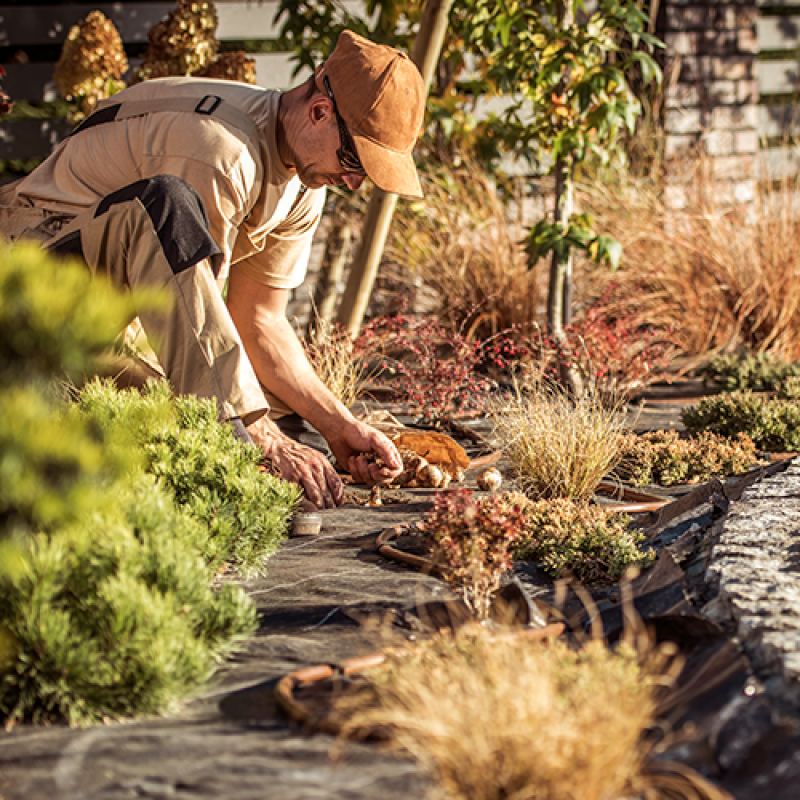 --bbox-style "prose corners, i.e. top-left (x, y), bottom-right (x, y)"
top-left (336, 0), bottom-right (454, 338)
